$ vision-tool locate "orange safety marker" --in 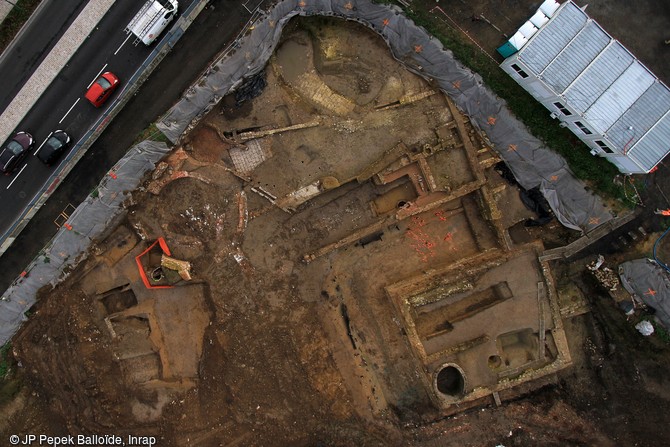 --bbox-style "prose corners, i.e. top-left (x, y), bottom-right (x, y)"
top-left (655, 209), bottom-right (670, 216)
top-left (507, 144), bottom-right (517, 152)
top-left (487, 116), bottom-right (497, 126)
top-left (414, 45), bottom-right (423, 53)
top-left (135, 237), bottom-right (174, 289)
top-left (644, 288), bottom-right (657, 297)
top-left (20, 271), bottom-right (27, 277)
top-left (64, 223), bottom-right (73, 231)
top-left (382, 18), bottom-right (390, 27)
top-left (588, 217), bottom-right (600, 225)
top-left (109, 172), bottom-right (117, 179)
